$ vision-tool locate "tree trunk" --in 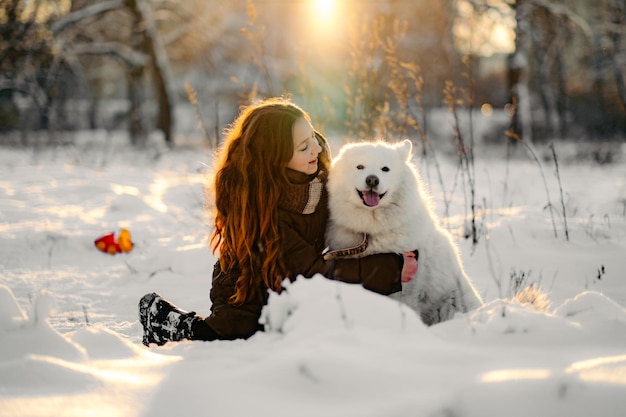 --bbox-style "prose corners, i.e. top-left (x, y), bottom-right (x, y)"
top-left (508, 0), bottom-right (533, 143)
top-left (531, 12), bottom-right (559, 138)
top-left (126, 0), bottom-right (175, 146)
top-left (609, 0), bottom-right (626, 114)
top-left (128, 60), bottom-right (146, 145)
top-left (555, 19), bottom-right (568, 138)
